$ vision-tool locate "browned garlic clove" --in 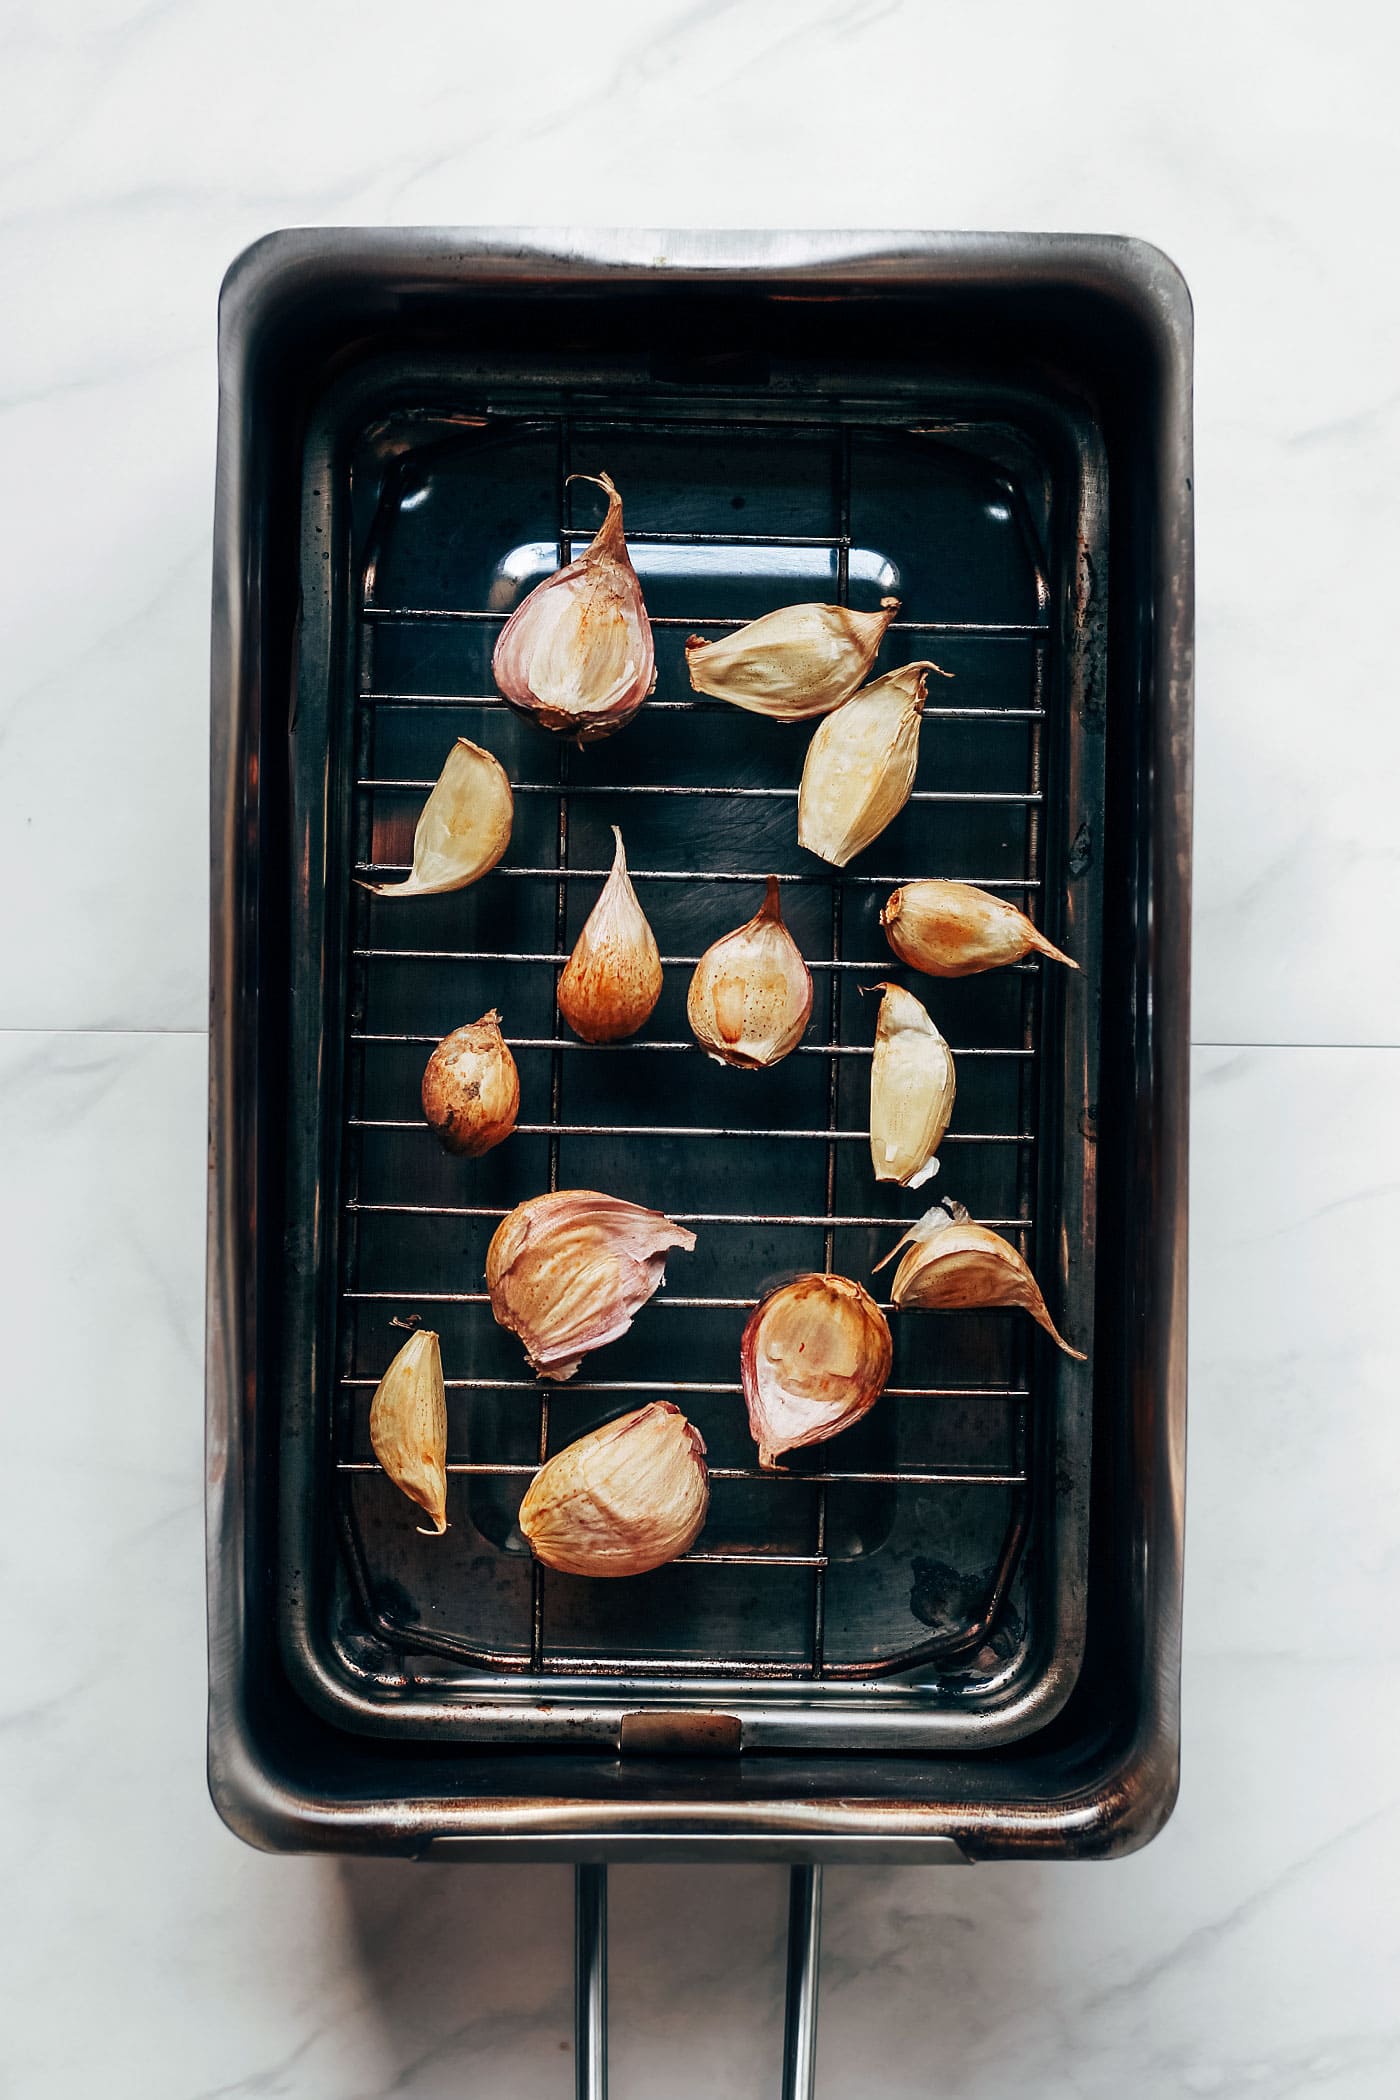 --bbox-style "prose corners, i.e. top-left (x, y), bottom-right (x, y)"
top-left (518, 1401), bottom-right (709, 1577)
top-left (557, 827), bottom-right (663, 1043)
top-left (486, 1190), bottom-right (696, 1381)
top-left (421, 1009), bottom-right (520, 1157)
top-left (881, 880), bottom-right (1077, 977)
top-left (492, 473), bottom-right (655, 742)
top-left (686, 876), bottom-right (813, 1069)
top-left (798, 661), bottom-right (950, 867)
top-left (740, 1273), bottom-right (893, 1468)
top-left (369, 1328), bottom-right (449, 1534)
top-left (875, 1201), bottom-right (1086, 1359)
top-left (361, 737), bottom-right (513, 898)
top-left (868, 982), bottom-right (956, 1189)
top-left (685, 597), bottom-right (900, 720)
